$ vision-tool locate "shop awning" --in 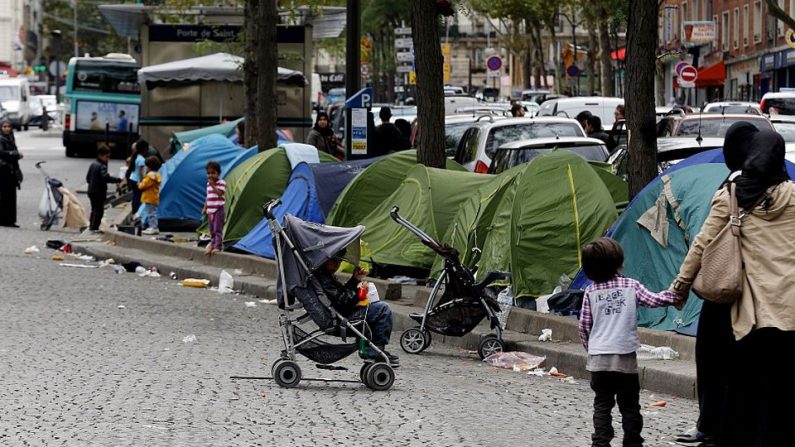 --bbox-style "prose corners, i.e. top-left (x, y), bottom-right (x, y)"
top-left (695, 60), bottom-right (726, 88)
top-left (611, 47), bottom-right (626, 61)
